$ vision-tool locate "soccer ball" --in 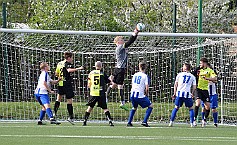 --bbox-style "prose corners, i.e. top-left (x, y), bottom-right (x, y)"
top-left (136, 23), bottom-right (145, 31)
